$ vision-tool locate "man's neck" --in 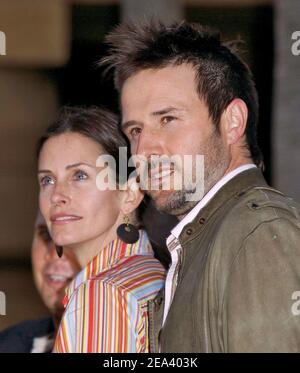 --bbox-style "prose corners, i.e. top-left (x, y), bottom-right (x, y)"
top-left (177, 158), bottom-right (255, 222)
top-left (171, 163), bottom-right (257, 236)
